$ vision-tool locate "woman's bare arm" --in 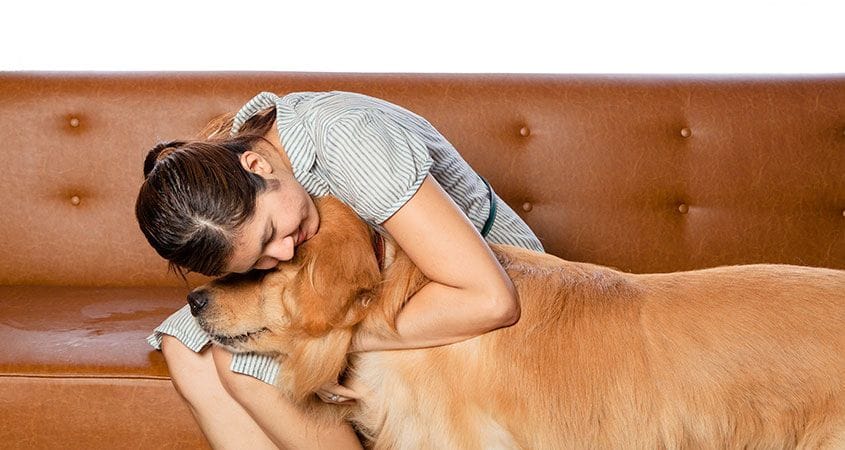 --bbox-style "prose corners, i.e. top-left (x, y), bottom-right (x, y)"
top-left (351, 174), bottom-right (520, 352)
